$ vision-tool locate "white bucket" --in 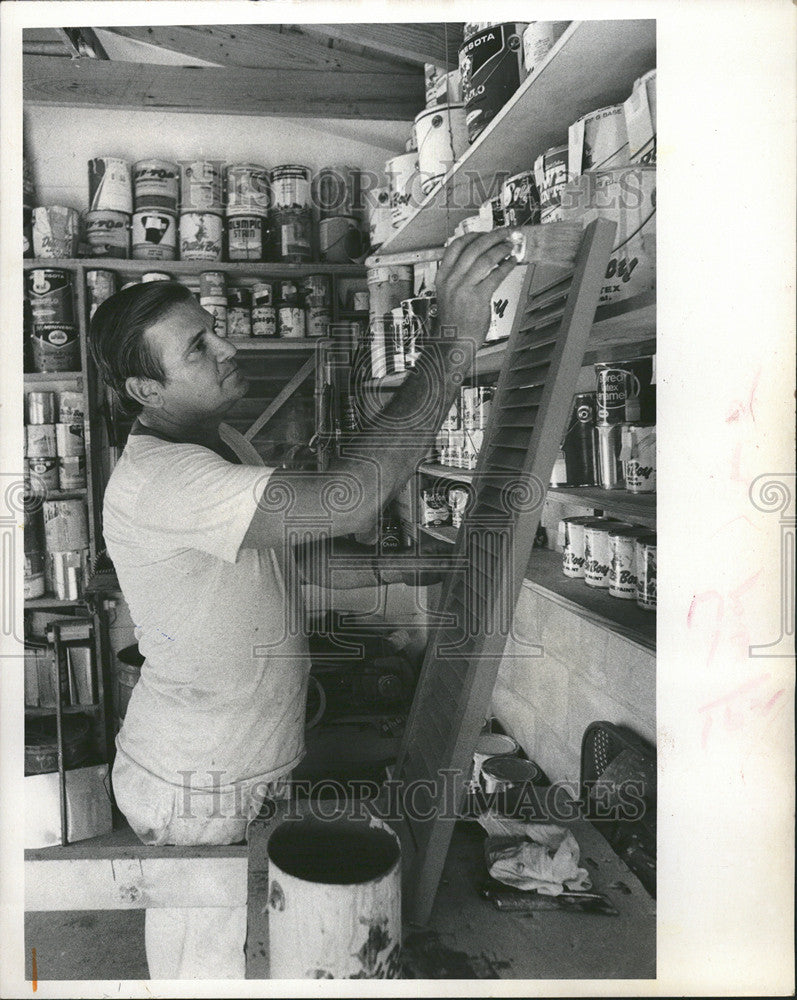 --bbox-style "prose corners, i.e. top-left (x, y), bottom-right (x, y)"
top-left (385, 151), bottom-right (421, 229)
top-left (523, 21), bottom-right (570, 76)
top-left (487, 264), bottom-right (527, 342)
top-left (624, 69), bottom-right (657, 165)
top-left (569, 104), bottom-right (629, 178)
top-left (415, 105), bottom-right (468, 195)
top-left (560, 165), bottom-right (656, 304)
